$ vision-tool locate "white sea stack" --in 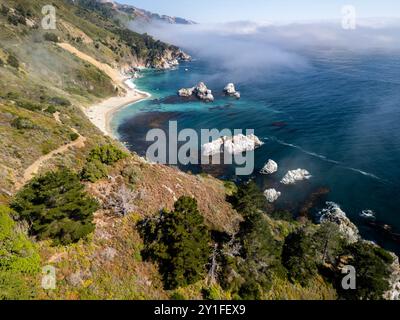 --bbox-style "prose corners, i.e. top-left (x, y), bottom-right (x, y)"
top-left (264, 188), bottom-right (281, 203)
top-left (224, 83), bottom-right (236, 94)
top-left (178, 82), bottom-right (214, 101)
top-left (202, 134), bottom-right (263, 156)
top-left (224, 83), bottom-right (241, 99)
top-left (319, 202), bottom-right (360, 244)
top-left (280, 169), bottom-right (312, 185)
top-left (260, 159), bottom-right (278, 175)
top-left (178, 87), bottom-right (194, 97)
